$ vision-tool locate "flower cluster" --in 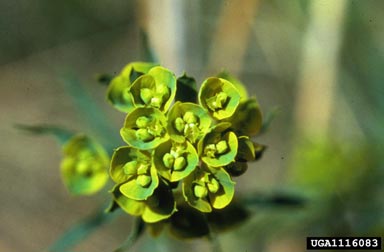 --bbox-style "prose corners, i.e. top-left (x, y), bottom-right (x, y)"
top-left (107, 62), bottom-right (264, 223)
top-left (61, 134), bottom-right (109, 195)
